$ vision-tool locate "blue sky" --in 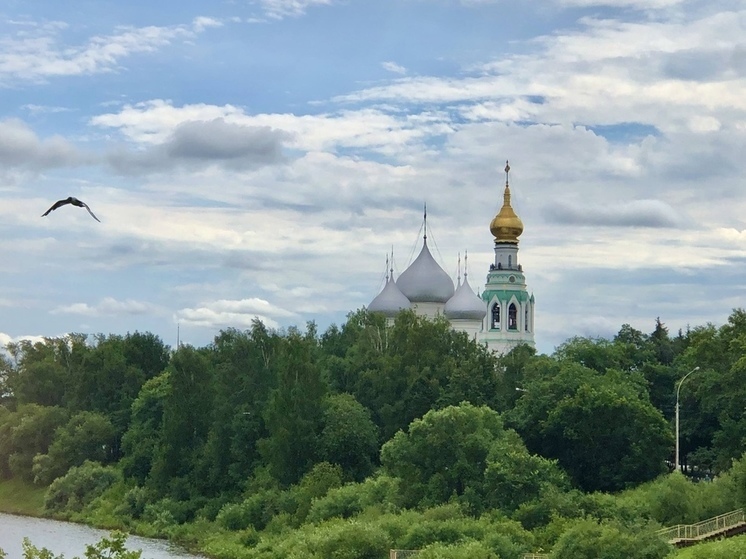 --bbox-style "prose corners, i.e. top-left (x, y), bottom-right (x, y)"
top-left (1, 0), bottom-right (745, 354)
